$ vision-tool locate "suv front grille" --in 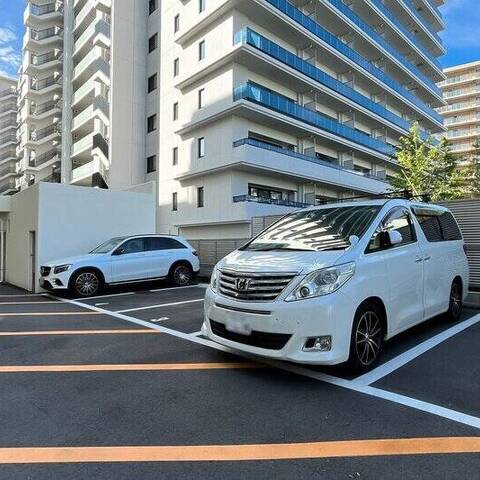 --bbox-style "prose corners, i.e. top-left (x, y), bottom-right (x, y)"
top-left (40, 266), bottom-right (51, 277)
top-left (218, 269), bottom-right (296, 302)
top-left (210, 319), bottom-right (291, 350)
